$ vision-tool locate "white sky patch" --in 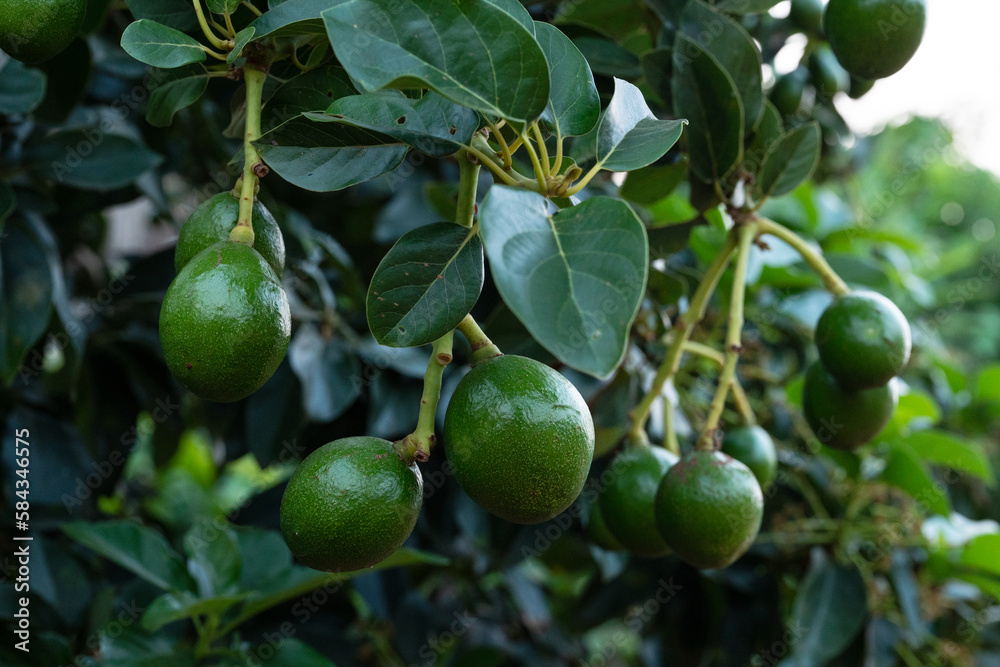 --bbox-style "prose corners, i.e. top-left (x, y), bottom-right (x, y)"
top-left (837, 0), bottom-right (1000, 175)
